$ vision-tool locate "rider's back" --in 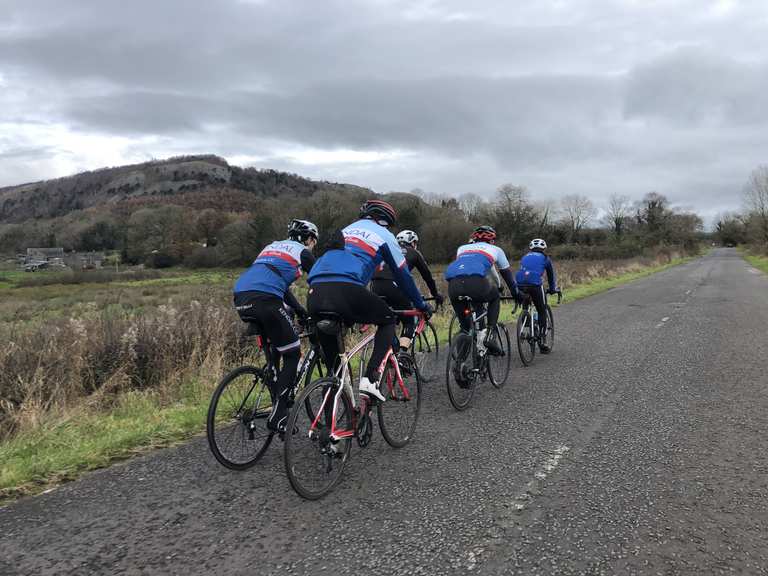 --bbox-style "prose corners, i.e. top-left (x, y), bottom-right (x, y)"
top-left (515, 251), bottom-right (553, 286)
